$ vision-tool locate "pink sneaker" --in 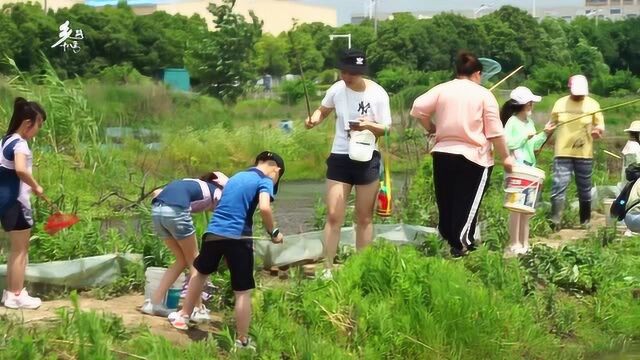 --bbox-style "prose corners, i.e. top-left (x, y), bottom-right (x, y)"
top-left (4, 288), bottom-right (41, 309)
